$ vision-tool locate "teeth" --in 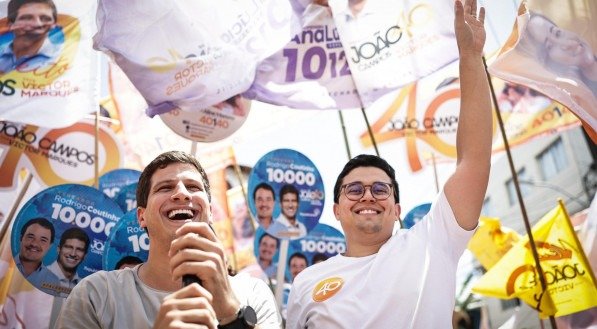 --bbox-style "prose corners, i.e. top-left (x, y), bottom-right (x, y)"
top-left (358, 209), bottom-right (377, 214)
top-left (168, 209), bottom-right (194, 219)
